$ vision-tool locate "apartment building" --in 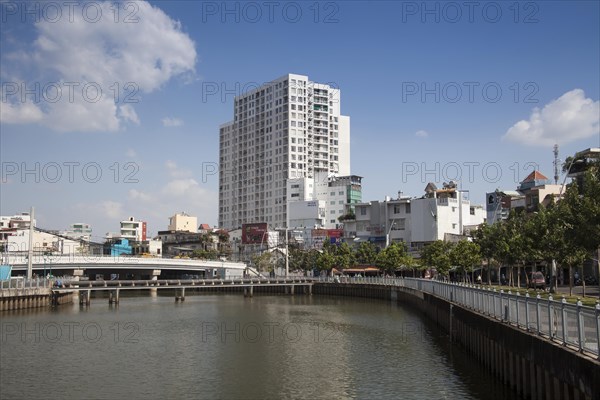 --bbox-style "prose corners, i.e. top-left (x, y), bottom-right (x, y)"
top-left (219, 74), bottom-right (351, 230)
